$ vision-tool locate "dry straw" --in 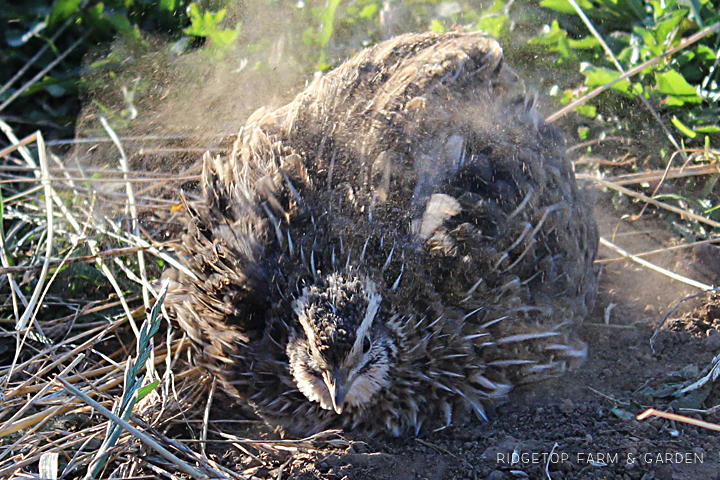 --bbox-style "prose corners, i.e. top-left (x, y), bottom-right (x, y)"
top-left (0, 120), bottom-right (353, 478)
